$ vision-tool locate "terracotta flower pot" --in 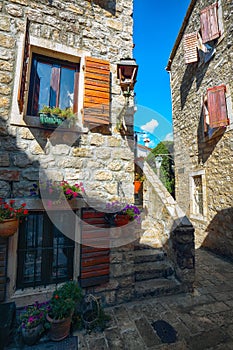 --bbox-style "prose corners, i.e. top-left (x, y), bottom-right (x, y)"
top-left (0, 218), bottom-right (19, 238)
top-left (46, 314), bottom-right (72, 341)
top-left (134, 180), bottom-right (142, 194)
top-left (115, 214), bottom-right (130, 227)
